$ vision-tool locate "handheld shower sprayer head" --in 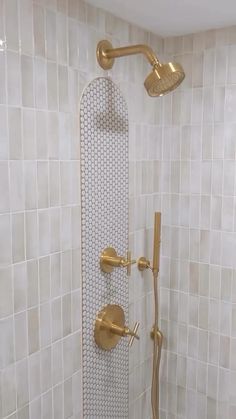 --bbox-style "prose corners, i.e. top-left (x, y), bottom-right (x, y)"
top-left (96, 40), bottom-right (185, 97)
top-left (152, 212), bottom-right (161, 275)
